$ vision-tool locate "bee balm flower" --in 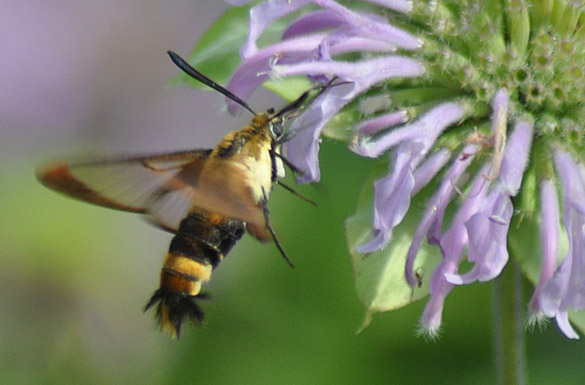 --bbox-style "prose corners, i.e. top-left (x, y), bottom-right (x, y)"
top-left (223, 0), bottom-right (585, 339)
